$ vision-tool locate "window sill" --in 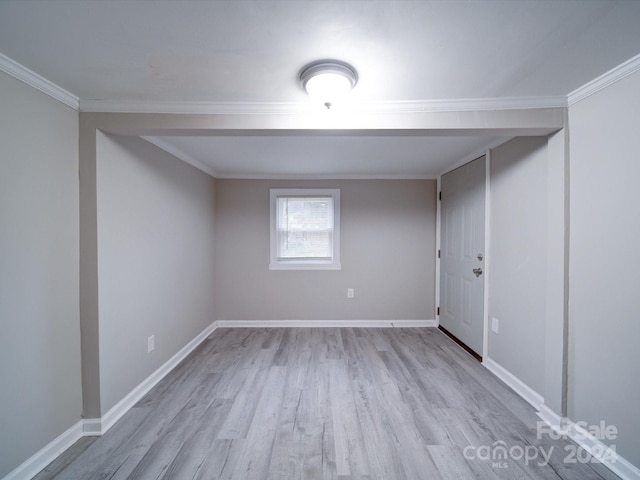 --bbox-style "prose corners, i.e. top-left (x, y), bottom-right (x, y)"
top-left (269, 262), bottom-right (342, 271)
